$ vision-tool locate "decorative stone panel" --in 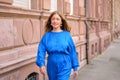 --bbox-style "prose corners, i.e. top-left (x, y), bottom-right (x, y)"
top-left (57, 0), bottom-right (64, 13)
top-left (67, 20), bottom-right (79, 36)
top-left (22, 19), bottom-right (33, 45)
top-left (79, 7), bottom-right (85, 16)
top-left (79, 0), bottom-right (84, 7)
top-left (0, 19), bottom-right (14, 50)
top-left (40, 17), bottom-right (49, 37)
top-left (31, 0), bottom-right (39, 10)
top-left (79, 21), bottom-right (86, 35)
top-left (73, 0), bottom-right (79, 15)
top-left (42, 0), bottom-right (50, 10)
top-left (14, 18), bottom-right (40, 46)
top-left (31, 19), bottom-right (40, 43)
top-left (64, 1), bottom-right (70, 14)
top-left (14, 19), bottom-right (24, 47)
